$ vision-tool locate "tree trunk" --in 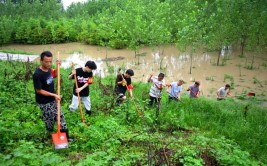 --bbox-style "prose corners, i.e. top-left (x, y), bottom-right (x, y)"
top-left (241, 42), bottom-right (245, 57)
top-left (240, 35), bottom-right (246, 57)
top-left (250, 54), bottom-right (255, 69)
top-left (189, 52), bottom-right (193, 74)
top-left (105, 42), bottom-right (108, 59)
top-left (217, 49), bottom-right (221, 66)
